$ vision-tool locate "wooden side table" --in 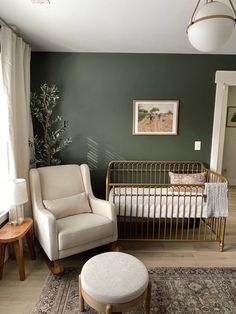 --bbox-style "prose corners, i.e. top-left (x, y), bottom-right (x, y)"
top-left (0, 217), bottom-right (36, 281)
